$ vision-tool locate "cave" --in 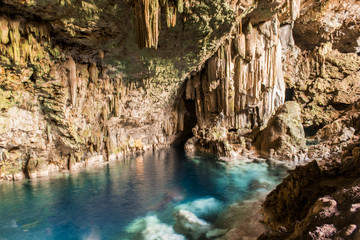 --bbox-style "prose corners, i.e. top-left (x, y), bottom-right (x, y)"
top-left (285, 87), bottom-right (294, 101)
top-left (172, 98), bottom-right (198, 147)
top-left (332, 102), bottom-right (350, 111)
top-left (304, 124), bottom-right (324, 138)
top-left (0, 0), bottom-right (359, 239)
